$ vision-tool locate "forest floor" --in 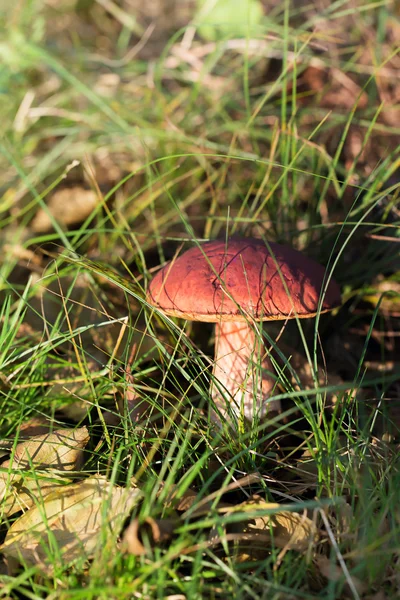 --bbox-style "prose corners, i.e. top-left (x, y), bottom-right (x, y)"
top-left (0, 1), bottom-right (399, 598)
